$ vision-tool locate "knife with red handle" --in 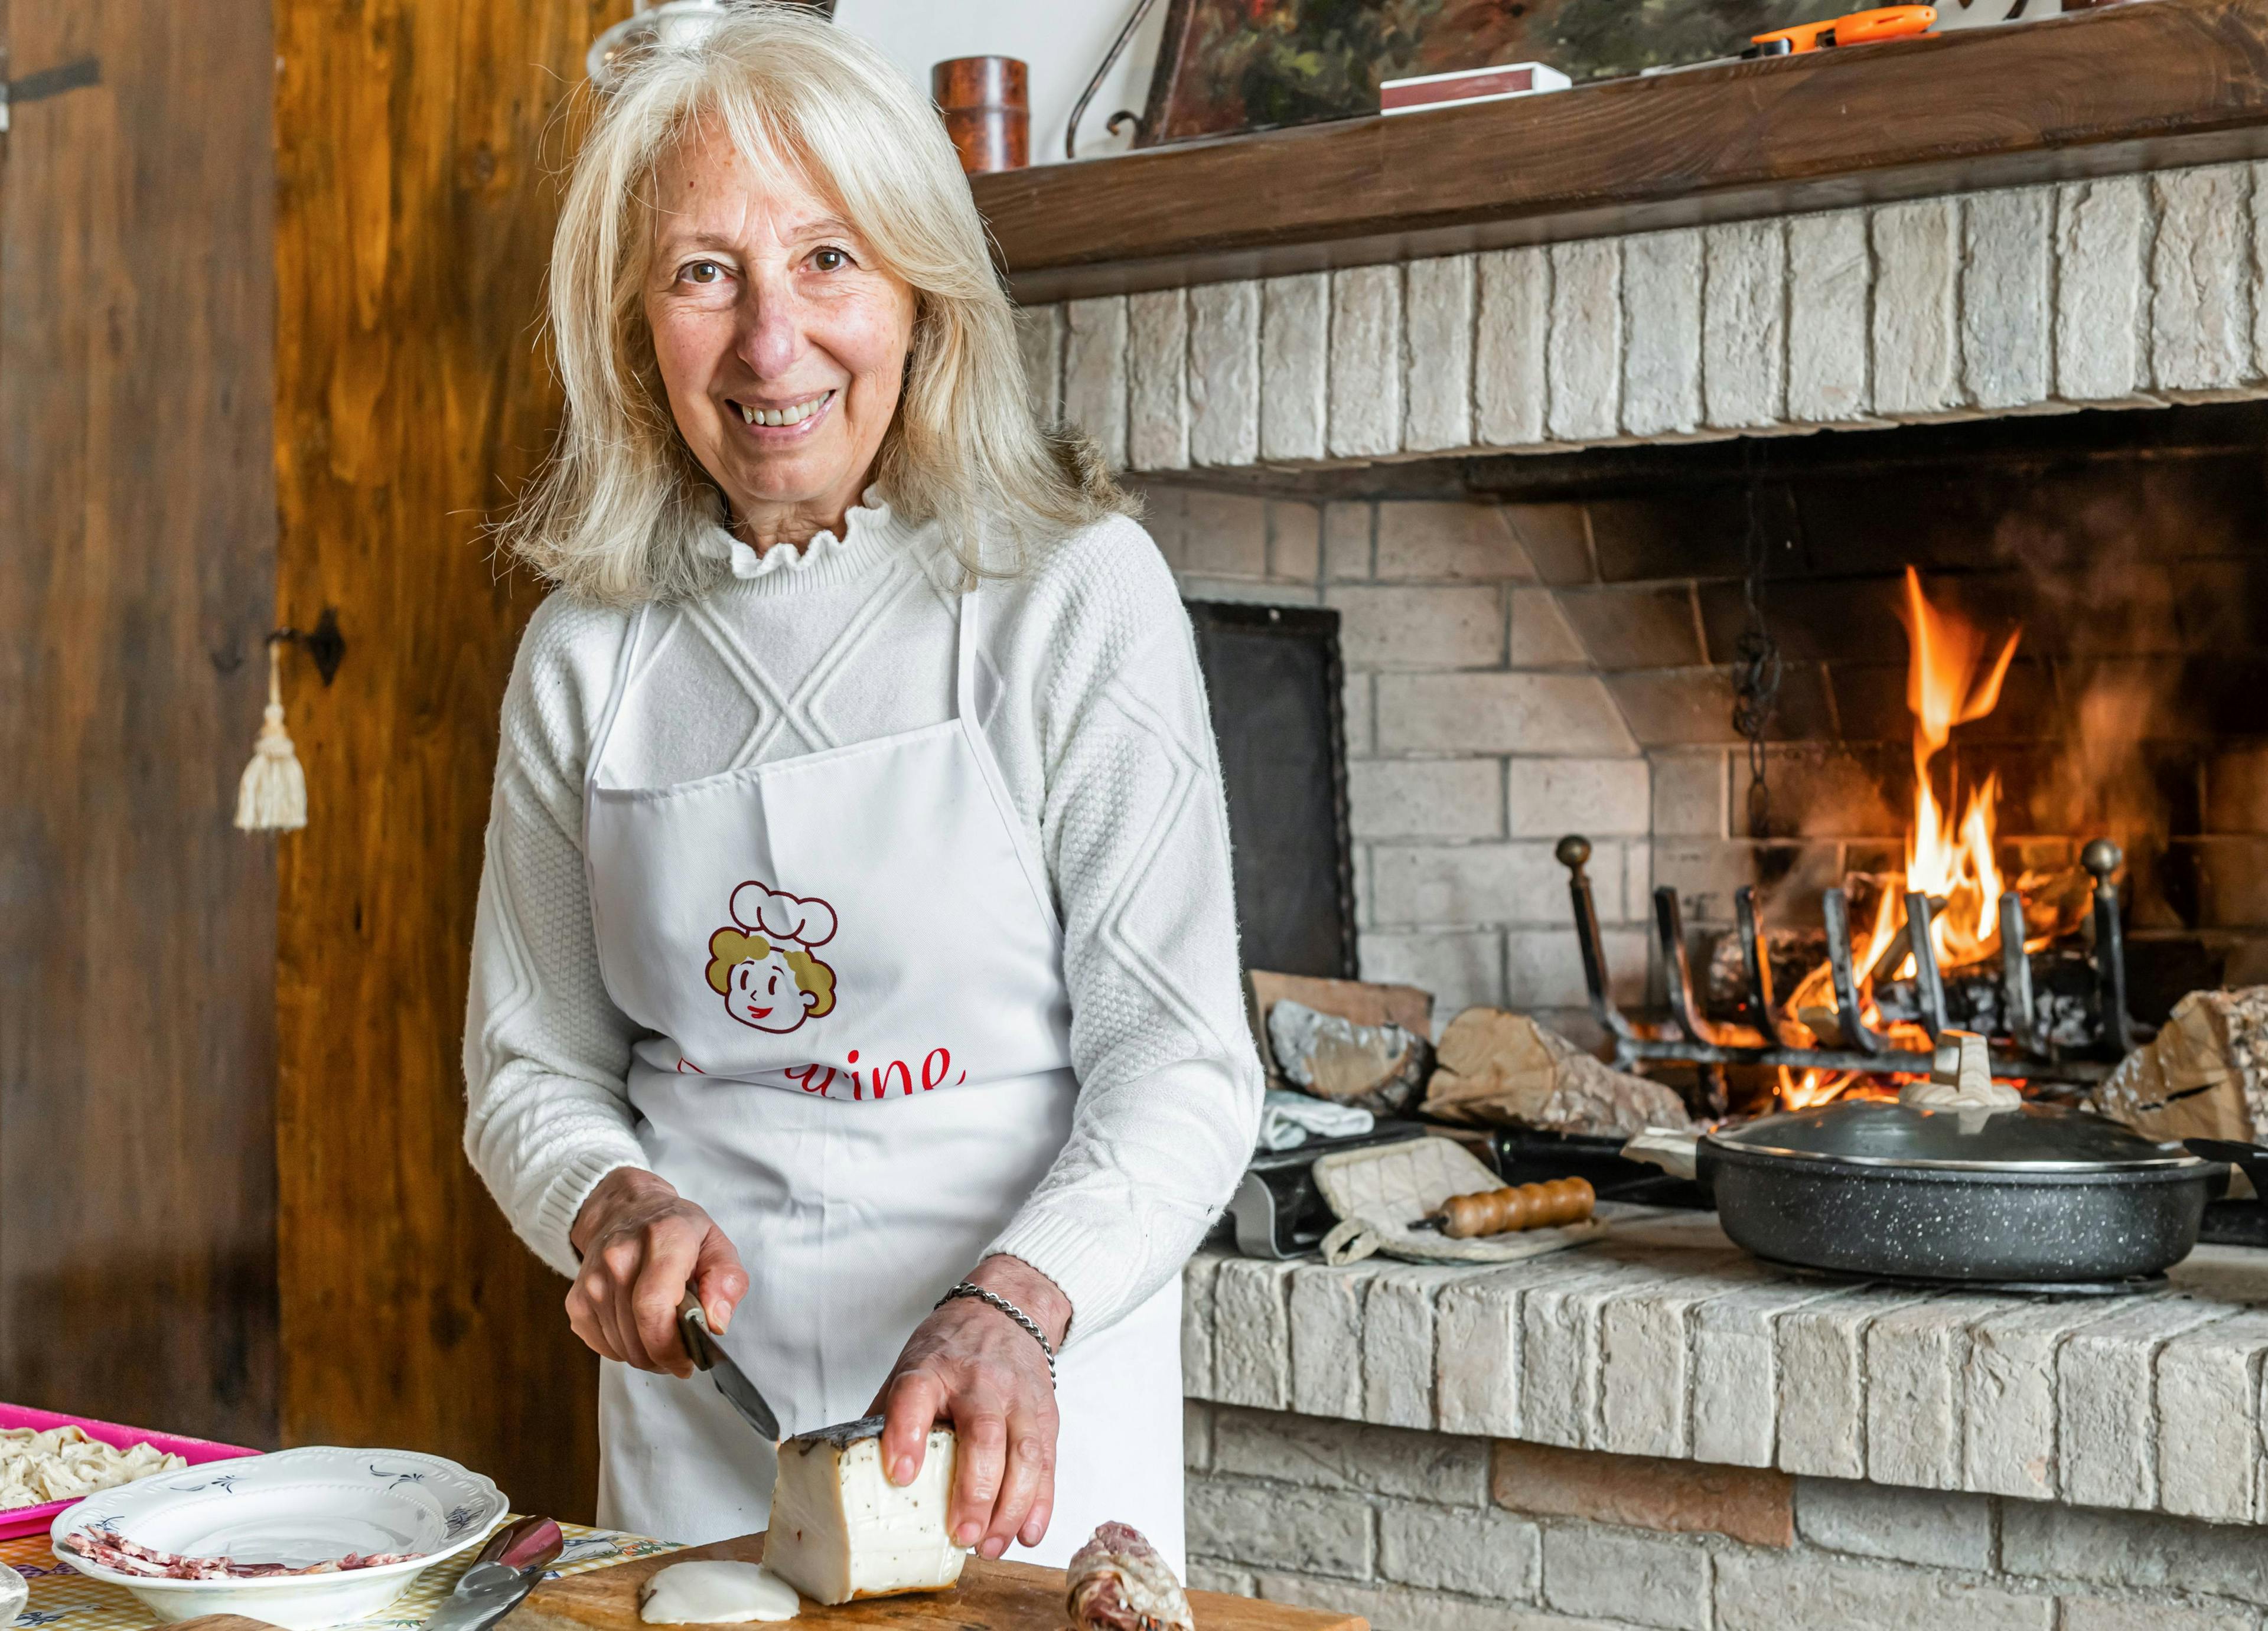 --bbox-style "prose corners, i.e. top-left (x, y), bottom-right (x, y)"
top-left (418, 1516), bottom-right (565, 1631)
